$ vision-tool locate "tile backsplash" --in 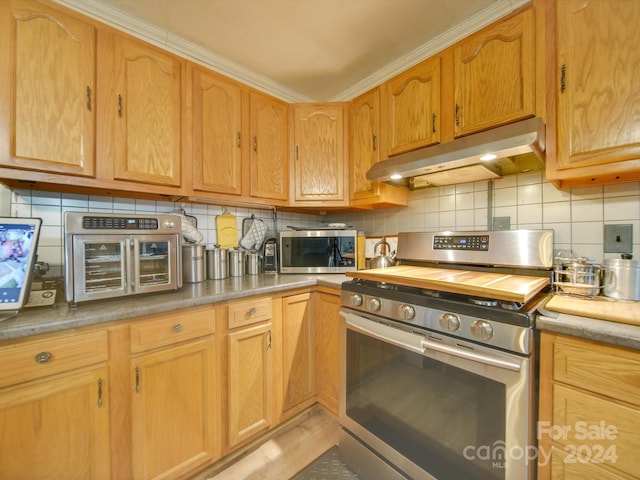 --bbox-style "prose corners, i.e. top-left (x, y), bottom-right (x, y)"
top-left (4, 170), bottom-right (640, 267)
